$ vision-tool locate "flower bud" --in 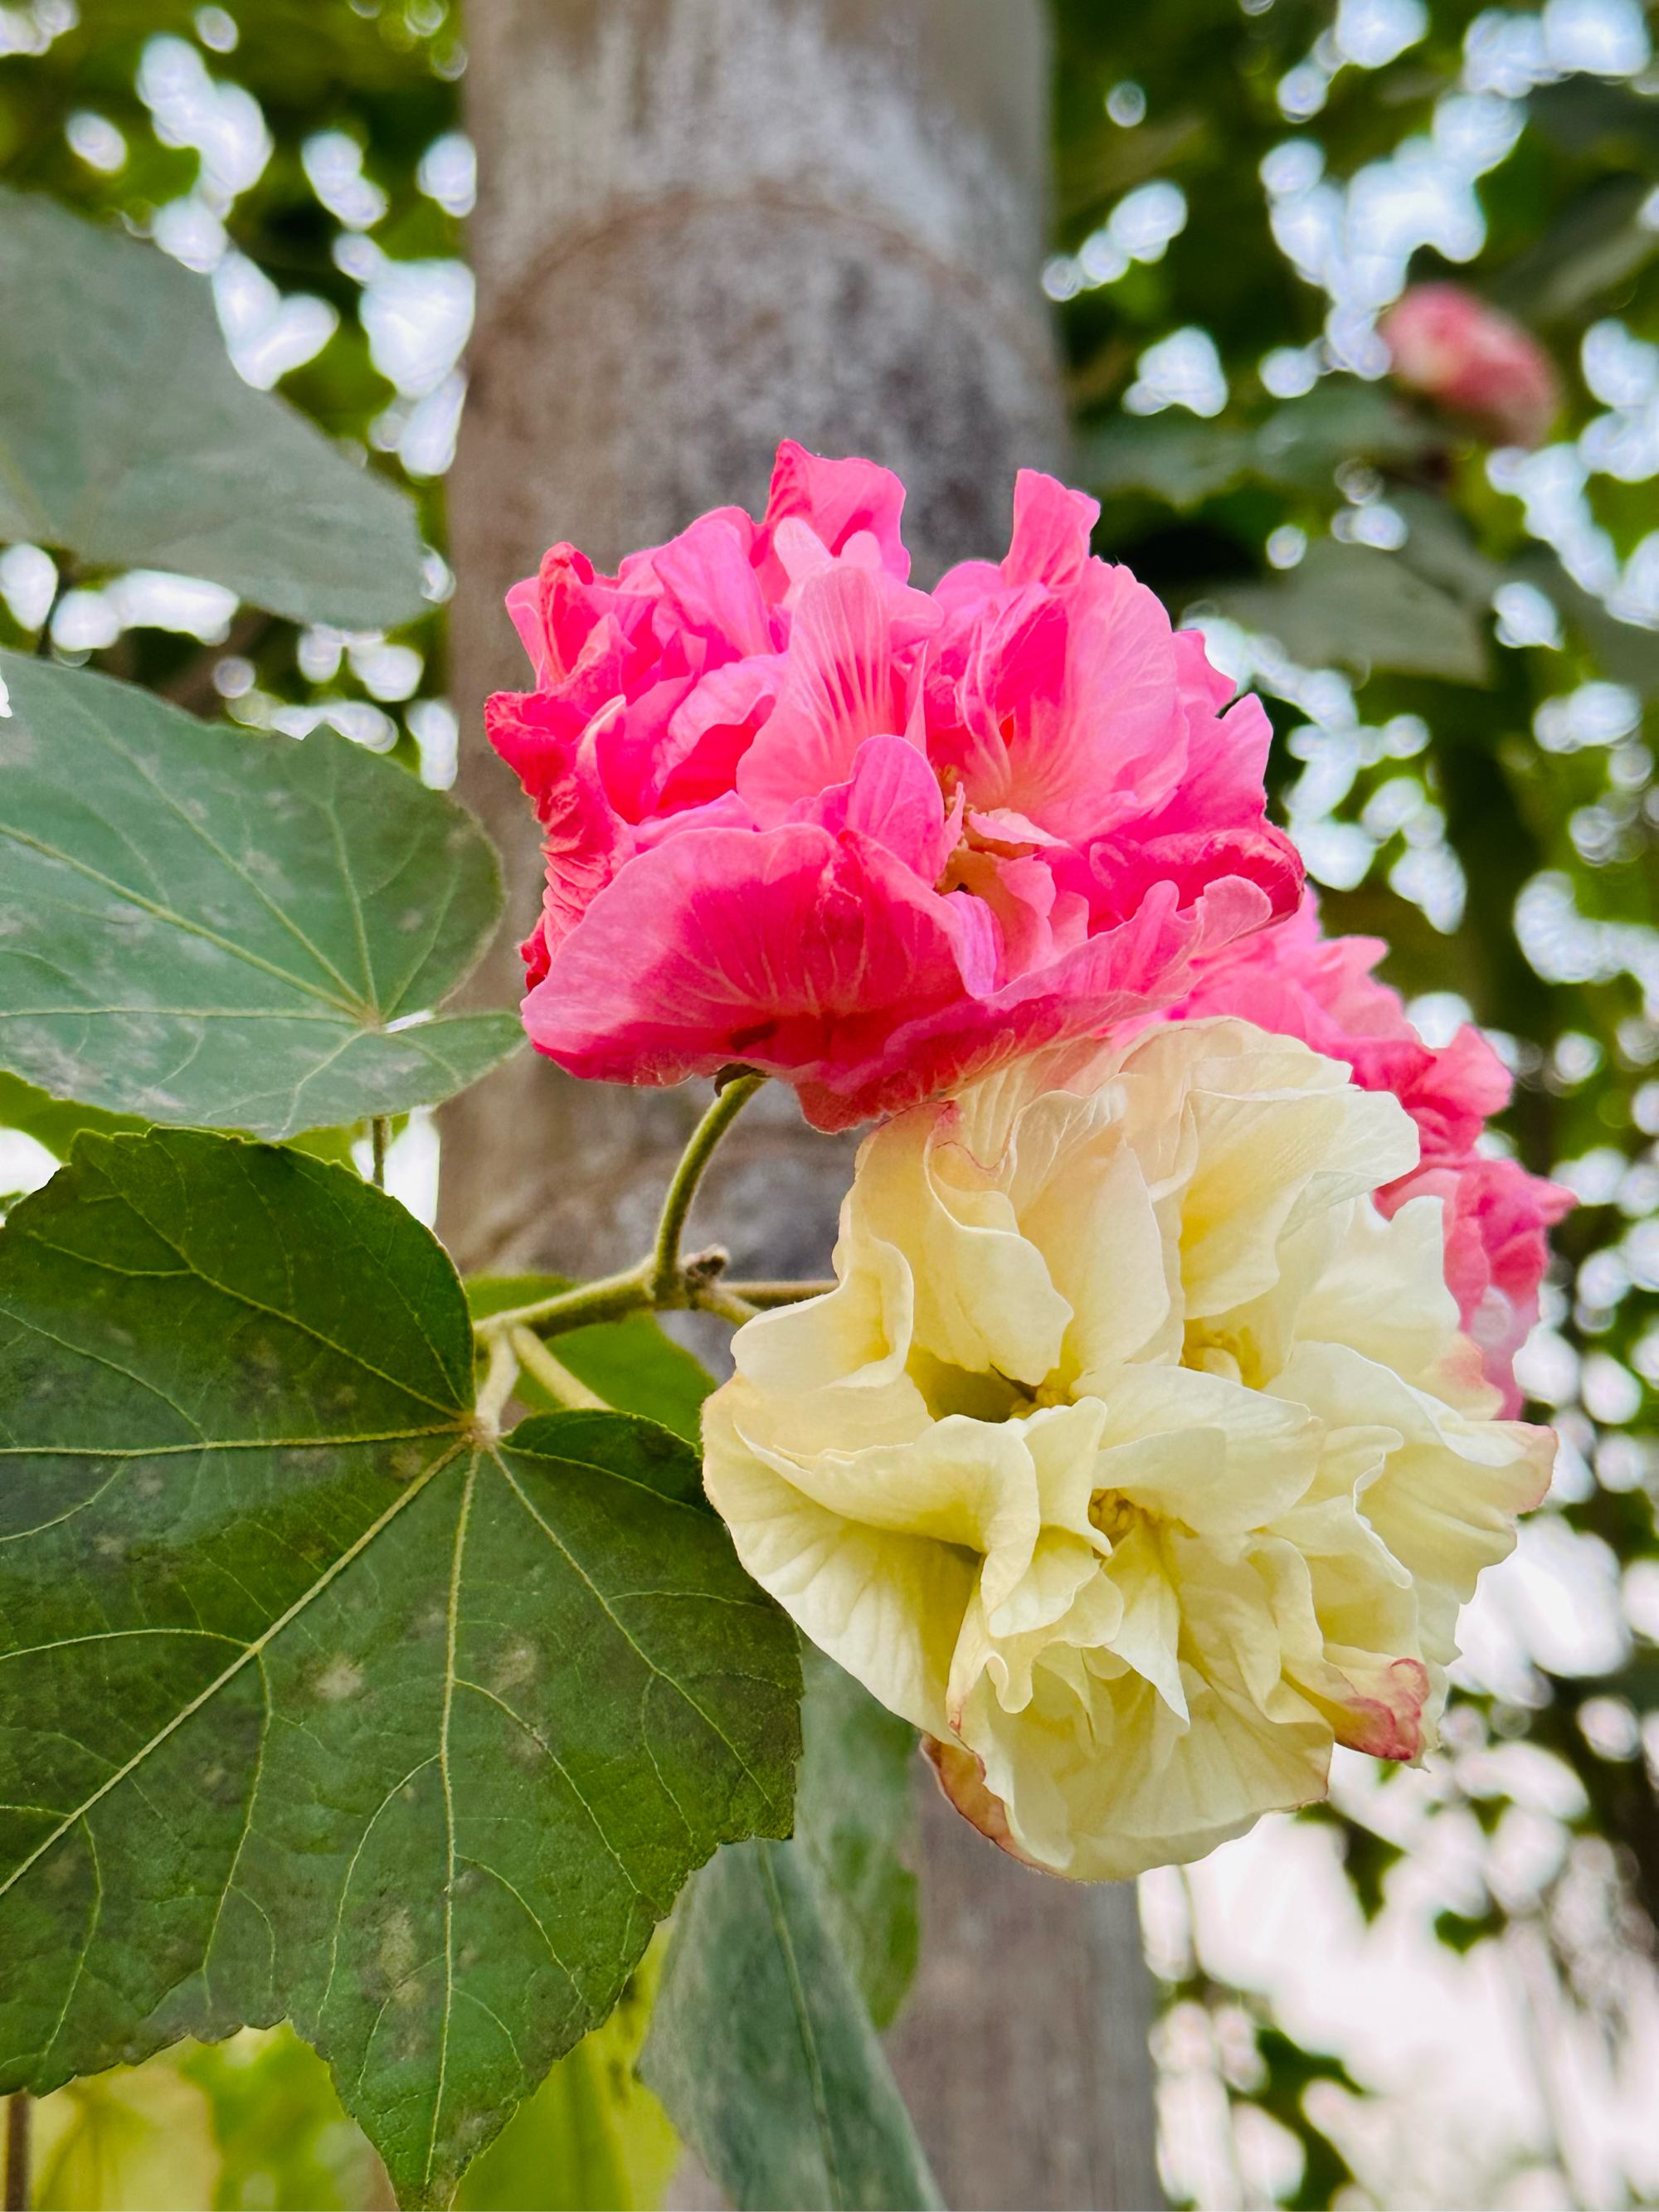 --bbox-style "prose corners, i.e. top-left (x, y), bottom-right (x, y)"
top-left (1381, 283), bottom-right (1559, 449)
